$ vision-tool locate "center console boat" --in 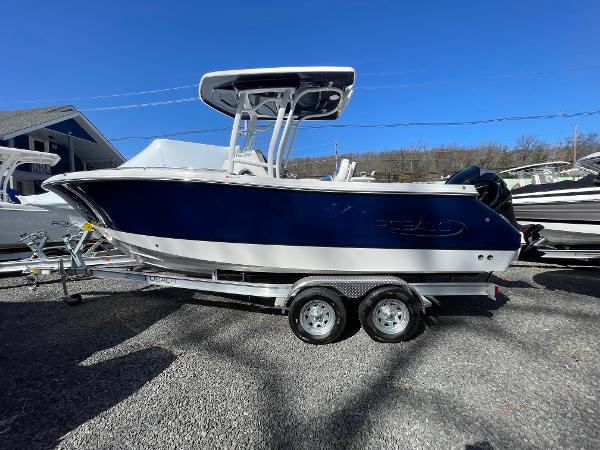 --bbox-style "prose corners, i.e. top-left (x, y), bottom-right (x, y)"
top-left (43, 67), bottom-right (521, 275)
top-left (40, 66), bottom-right (526, 345)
